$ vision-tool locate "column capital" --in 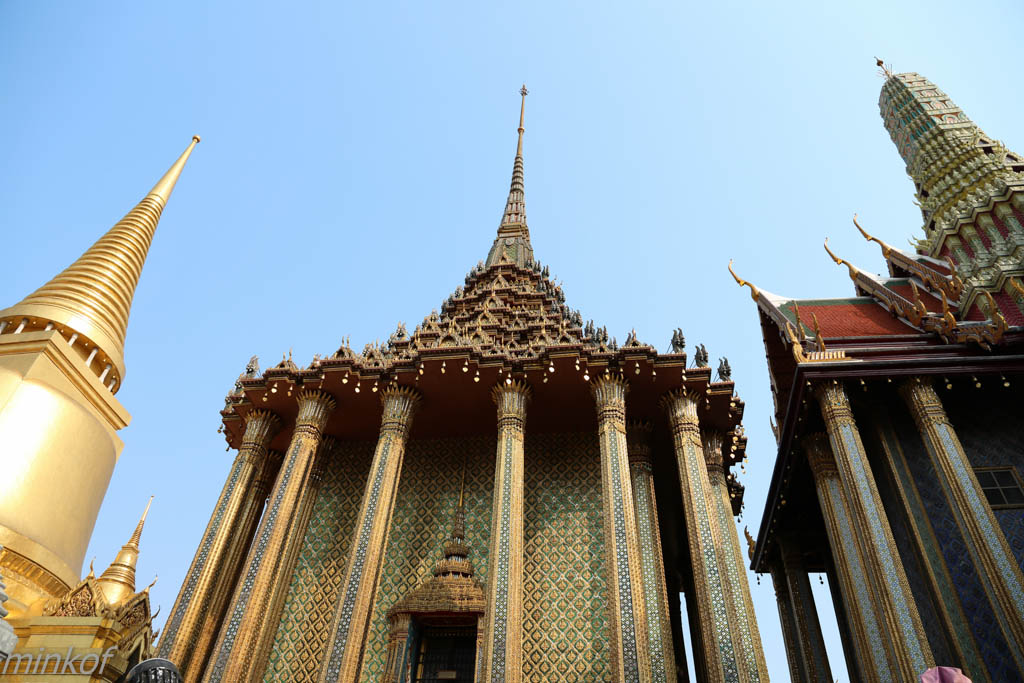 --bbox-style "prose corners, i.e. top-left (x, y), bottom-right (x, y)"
top-left (240, 409), bottom-right (281, 452)
top-left (626, 420), bottom-right (653, 466)
top-left (660, 388), bottom-right (702, 437)
top-left (802, 433), bottom-right (837, 479)
top-left (813, 381), bottom-right (855, 425)
top-left (294, 389), bottom-right (336, 434)
top-left (898, 376), bottom-right (948, 428)
top-left (378, 385), bottom-right (421, 437)
top-left (492, 379), bottom-right (532, 415)
top-left (591, 373), bottom-right (628, 426)
top-left (701, 429), bottom-right (725, 473)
